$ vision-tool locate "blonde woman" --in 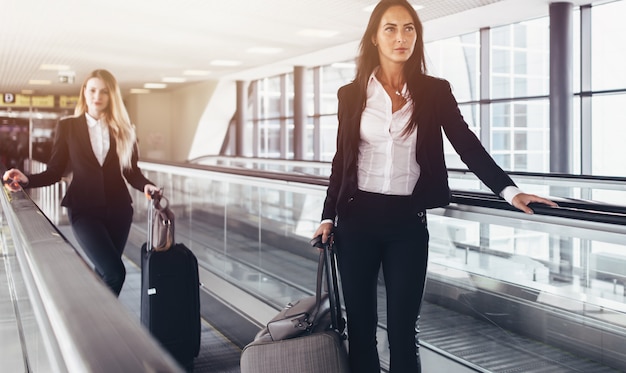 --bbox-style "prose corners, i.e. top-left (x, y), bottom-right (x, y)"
top-left (3, 69), bottom-right (159, 296)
